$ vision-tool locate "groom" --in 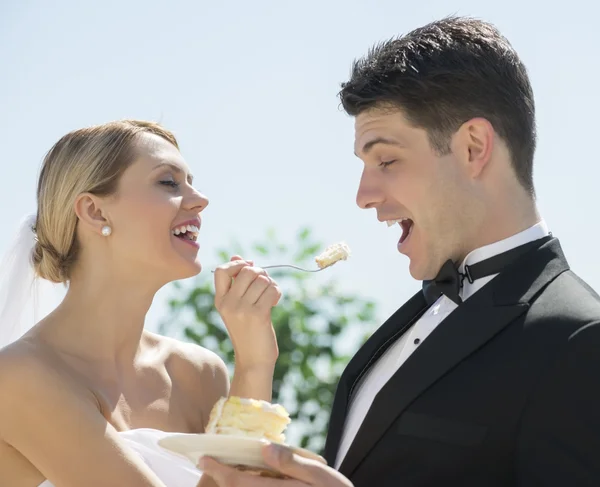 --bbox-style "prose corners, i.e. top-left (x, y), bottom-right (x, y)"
top-left (201, 16), bottom-right (600, 487)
